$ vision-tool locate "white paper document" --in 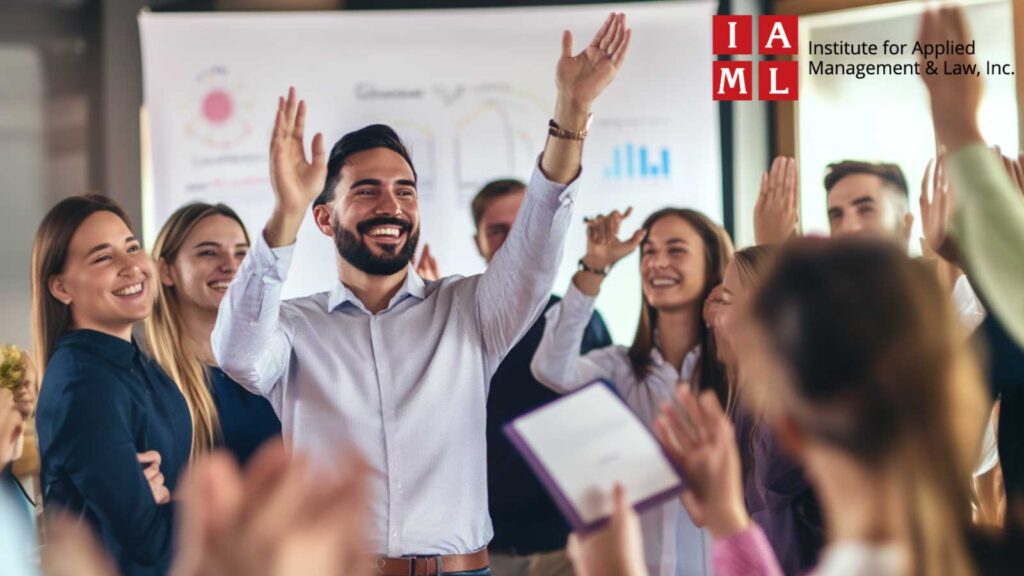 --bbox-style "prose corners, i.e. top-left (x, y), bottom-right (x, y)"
top-left (505, 381), bottom-right (685, 530)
